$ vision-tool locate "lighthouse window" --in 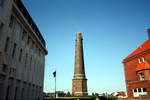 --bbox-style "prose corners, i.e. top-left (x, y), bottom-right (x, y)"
top-left (138, 58), bottom-right (141, 63)
top-left (142, 57), bottom-right (145, 62)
